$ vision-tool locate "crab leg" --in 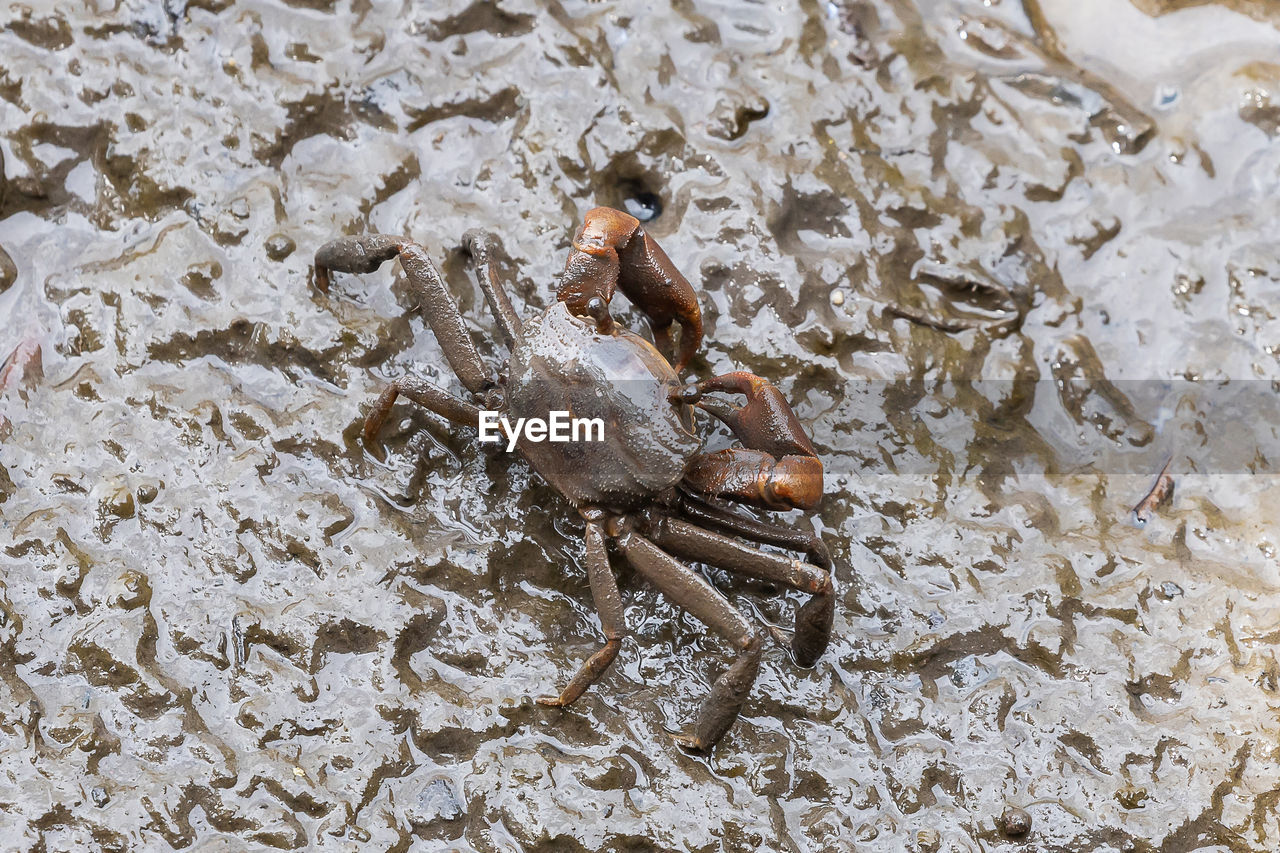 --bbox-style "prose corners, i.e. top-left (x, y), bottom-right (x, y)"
top-left (462, 230), bottom-right (522, 347)
top-left (617, 533), bottom-right (764, 751)
top-left (558, 207), bottom-right (703, 371)
top-left (680, 372), bottom-right (824, 511)
top-left (363, 375), bottom-right (480, 445)
top-left (538, 521), bottom-right (626, 708)
top-left (645, 515), bottom-right (833, 667)
top-left (675, 491), bottom-right (832, 570)
top-left (314, 235), bottom-right (494, 395)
